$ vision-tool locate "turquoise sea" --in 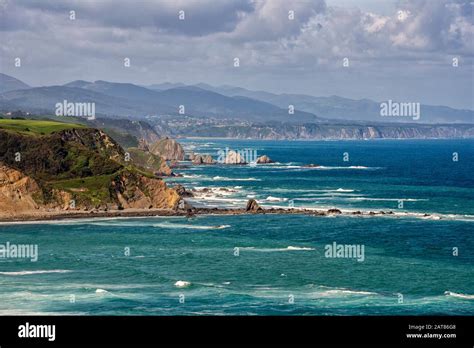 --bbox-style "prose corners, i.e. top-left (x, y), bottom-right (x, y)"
top-left (0, 139), bottom-right (473, 315)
